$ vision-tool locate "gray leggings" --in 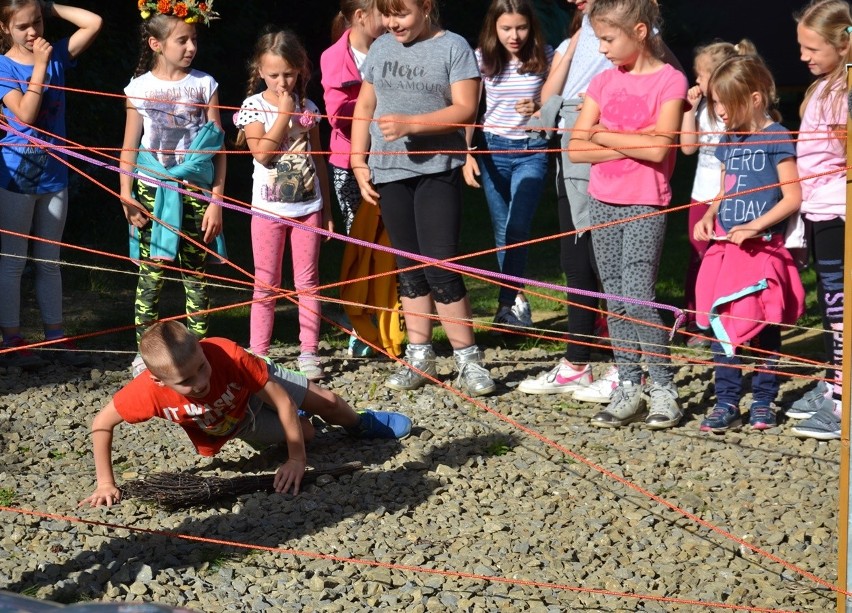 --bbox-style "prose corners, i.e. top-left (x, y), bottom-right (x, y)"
top-left (589, 198), bottom-right (672, 385)
top-left (0, 187), bottom-right (68, 328)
